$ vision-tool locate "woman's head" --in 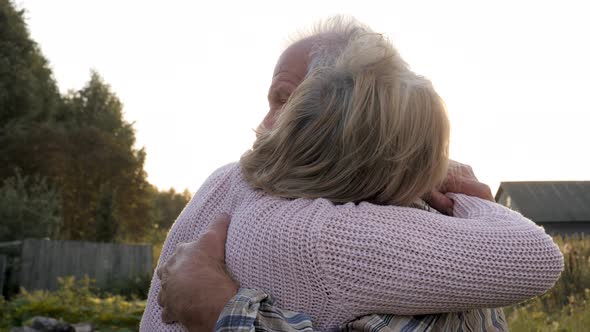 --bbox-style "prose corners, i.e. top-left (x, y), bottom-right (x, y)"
top-left (243, 17), bottom-right (450, 206)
